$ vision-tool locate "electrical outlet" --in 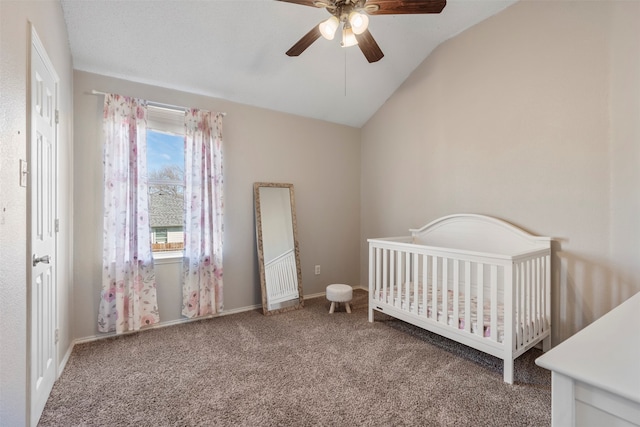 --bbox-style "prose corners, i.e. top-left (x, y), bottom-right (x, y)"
top-left (314, 265), bottom-right (321, 275)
